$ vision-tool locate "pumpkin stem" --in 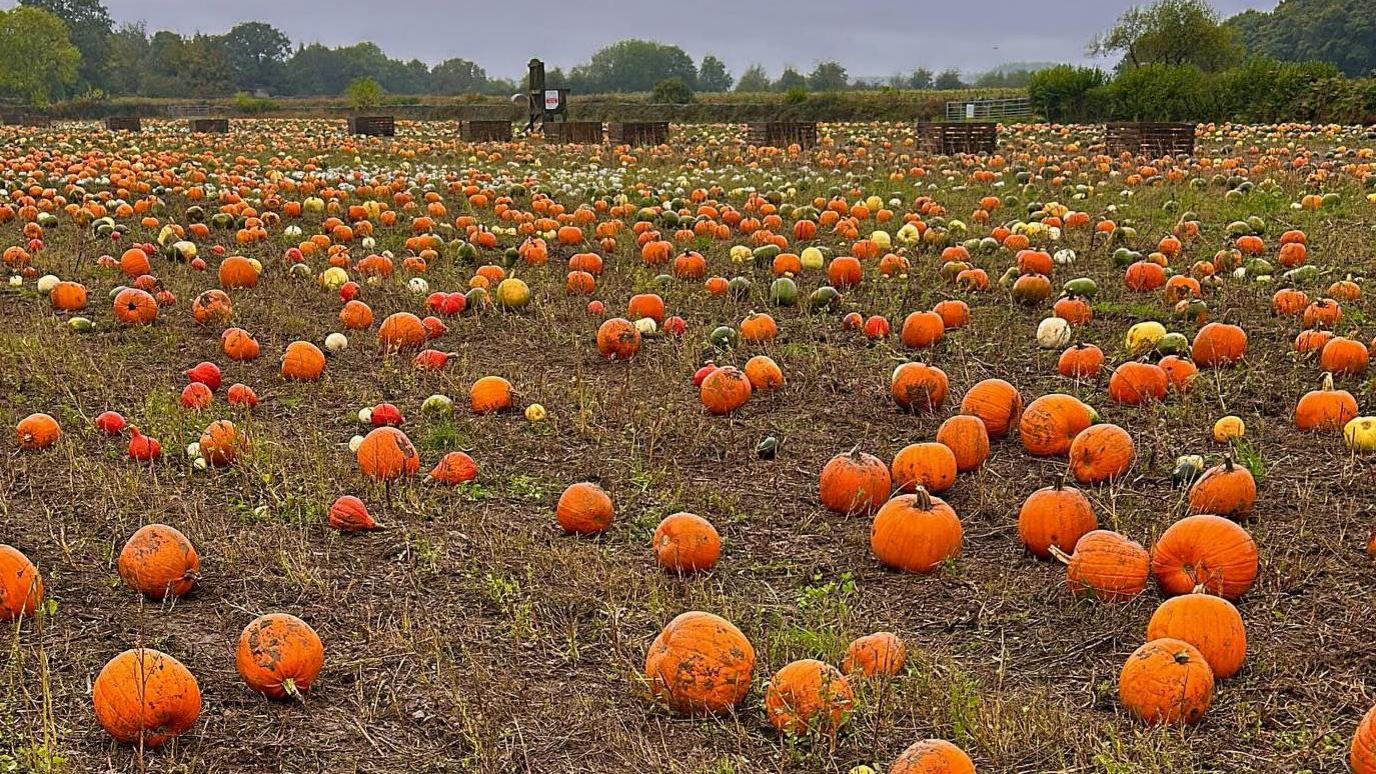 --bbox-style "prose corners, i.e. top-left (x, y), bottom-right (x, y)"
top-left (1321, 372), bottom-right (1335, 392)
top-left (912, 486), bottom-right (932, 511)
top-left (1222, 454), bottom-right (1234, 473)
top-left (1191, 583), bottom-right (1209, 595)
top-left (1052, 474), bottom-right (1066, 491)
top-left (282, 678), bottom-right (302, 701)
top-left (1047, 545), bottom-right (1072, 565)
